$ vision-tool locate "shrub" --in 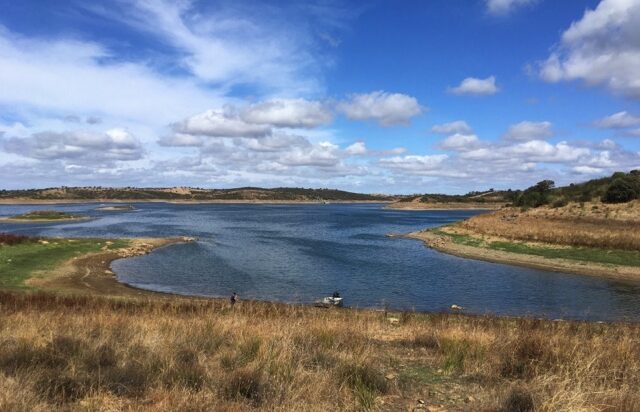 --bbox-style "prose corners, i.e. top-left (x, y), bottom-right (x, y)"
top-left (501, 387), bottom-right (534, 412)
top-left (602, 178), bottom-right (639, 204)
